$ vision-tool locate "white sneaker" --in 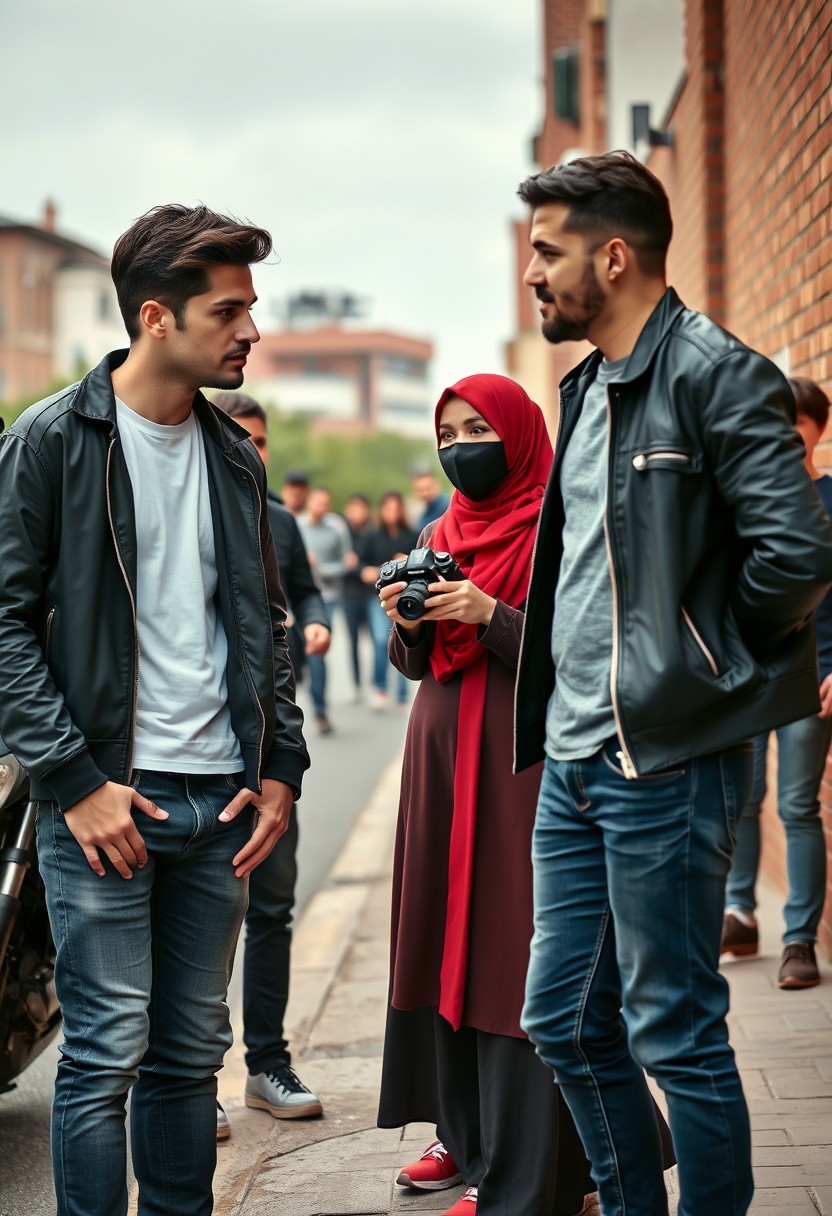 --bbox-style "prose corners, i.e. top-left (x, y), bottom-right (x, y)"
top-left (244, 1066), bottom-right (323, 1119)
top-left (370, 690), bottom-right (388, 711)
top-left (216, 1101), bottom-right (230, 1141)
